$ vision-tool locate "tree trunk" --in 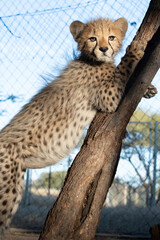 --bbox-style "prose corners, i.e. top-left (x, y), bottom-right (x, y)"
top-left (39, 0), bottom-right (160, 239)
